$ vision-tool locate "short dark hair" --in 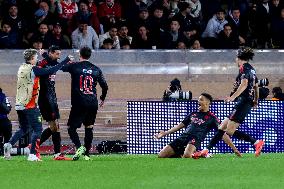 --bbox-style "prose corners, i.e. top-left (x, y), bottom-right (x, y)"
top-left (80, 46), bottom-right (92, 59)
top-left (201, 93), bottom-right (213, 103)
top-left (237, 46), bottom-right (254, 61)
top-left (103, 38), bottom-right (114, 45)
top-left (48, 45), bottom-right (61, 53)
top-left (272, 87), bottom-right (282, 94)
